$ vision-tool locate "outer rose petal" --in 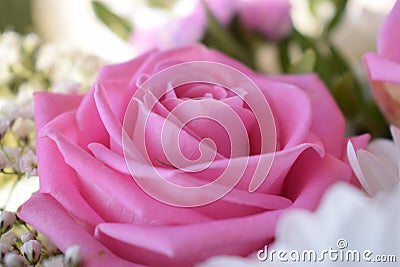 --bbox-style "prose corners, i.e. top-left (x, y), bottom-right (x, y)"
top-left (35, 93), bottom-right (103, 231)
top-left (34, 92), bottom-right (83, 132)
top-left (17, 193), bottom-right (140, 267)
